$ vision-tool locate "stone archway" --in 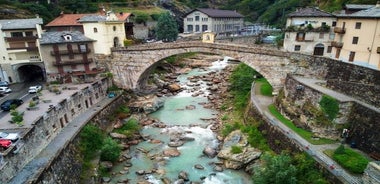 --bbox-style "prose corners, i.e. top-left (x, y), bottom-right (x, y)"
top-left (16, 64), bottom-right (45, 83)
top-left (113, 37), bottom-right (120, 47)
top-left (313, 43), bottom-right (324, 56)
